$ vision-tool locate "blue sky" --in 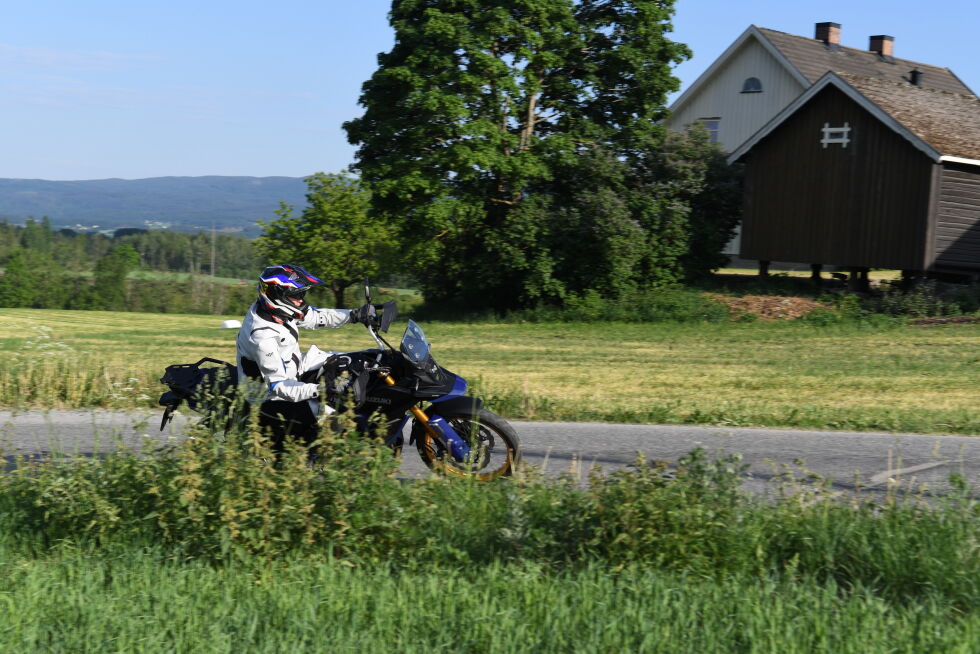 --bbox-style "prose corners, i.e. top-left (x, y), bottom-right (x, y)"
top-left (3, 0), bottom-right (978, 180)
